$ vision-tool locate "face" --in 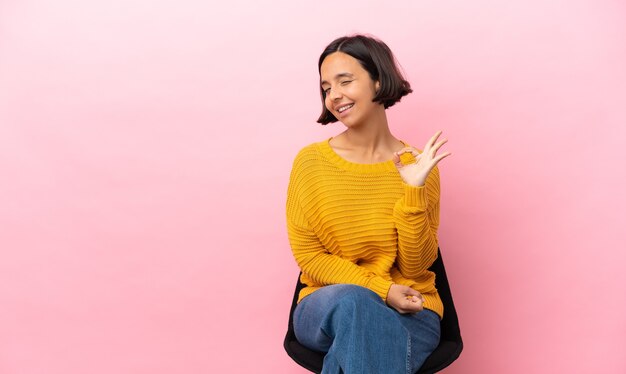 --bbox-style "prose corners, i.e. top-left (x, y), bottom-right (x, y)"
top-left (320, 52), bottom-right (382, 127)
